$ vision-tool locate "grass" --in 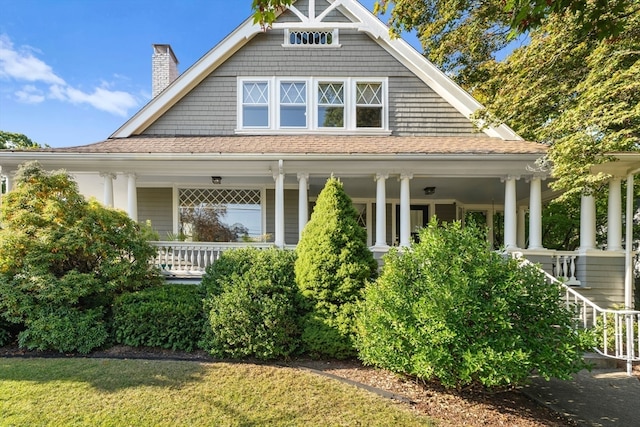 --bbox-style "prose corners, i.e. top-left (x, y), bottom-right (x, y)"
top-left (0, 357), bottom-right (434, 426)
